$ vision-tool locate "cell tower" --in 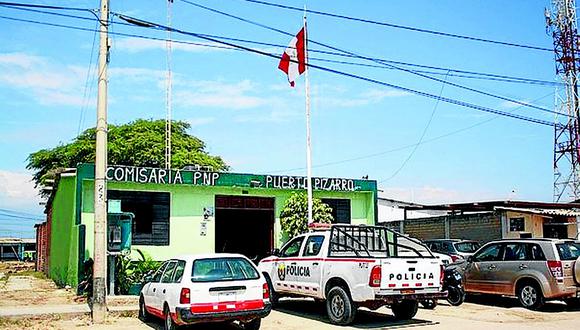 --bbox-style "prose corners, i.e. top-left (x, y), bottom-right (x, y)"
top-left (547, 0), bottom-right (580, 202)
top-left (165, 0), bottom-right (173, 170)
